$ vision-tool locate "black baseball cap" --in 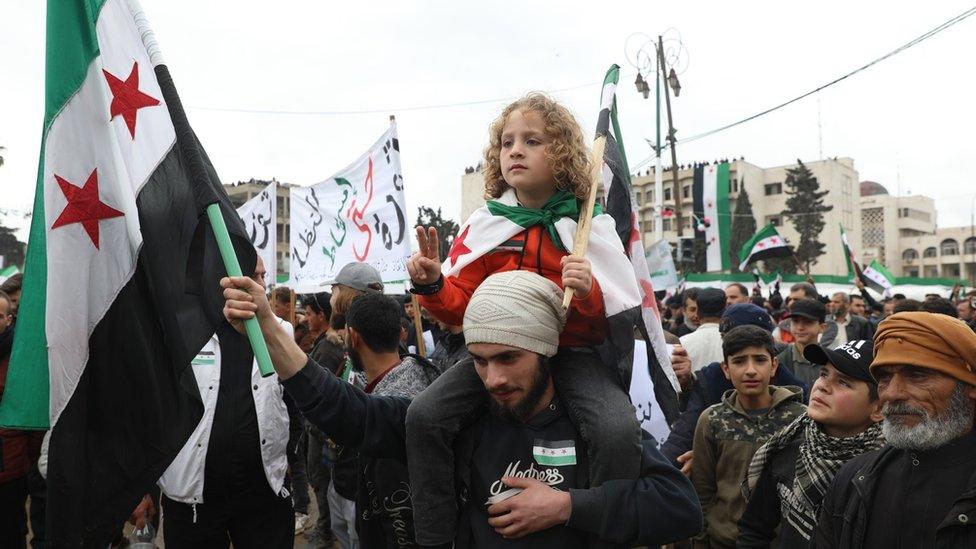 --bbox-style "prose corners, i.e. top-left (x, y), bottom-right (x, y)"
top-left (787, 298), bottom-right (827, 323)
top-left (803, 339), bottom-right (876, 385)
